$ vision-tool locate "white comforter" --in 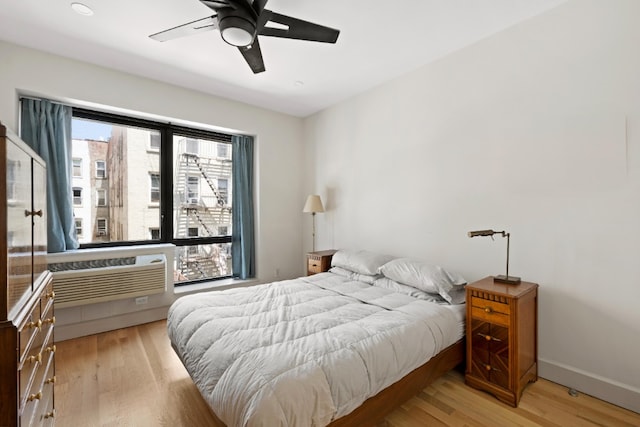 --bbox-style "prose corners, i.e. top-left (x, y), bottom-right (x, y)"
top-left (167, 272), bottom-right (460, 427)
